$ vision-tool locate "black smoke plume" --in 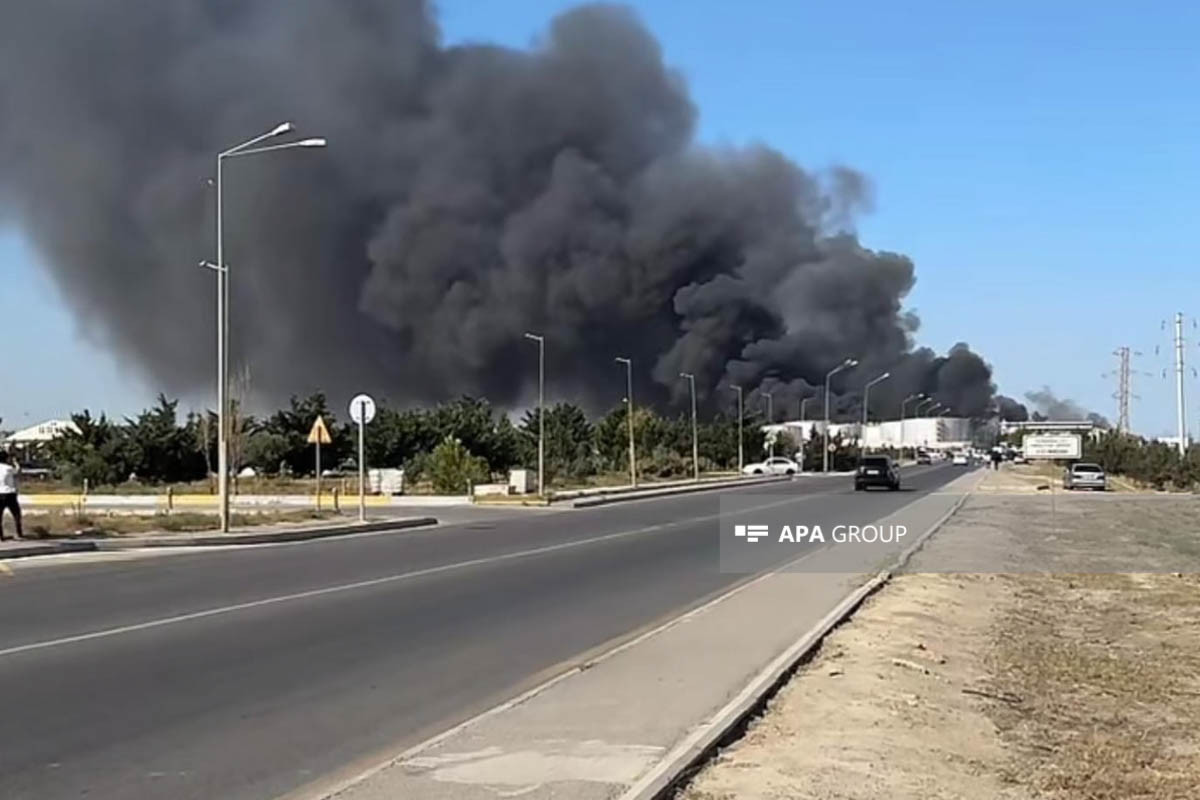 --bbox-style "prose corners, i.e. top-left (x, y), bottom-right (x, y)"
top-left (1024, 387), bottom-right (1108, 426)
top-left (1, 1), bottom-right (1003, 417)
